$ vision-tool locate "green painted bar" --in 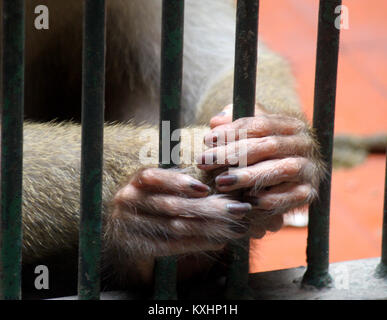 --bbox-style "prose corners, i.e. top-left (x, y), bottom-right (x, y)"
top-left (302, 0), bottom-right (342, 288)
top-left (77, 0), bottom-right (106, 300)
top-left (0, 0), bottom-right (25, 300)
top-left (154, 0), bottom-right (184, 300)
top-left (225, 0), bottom-right (259, 300)
top-left (153, 256), bottom-right (178, 300)
top-left (375, 153), bottom-right (387, 278)
top-left (232, 0), bottom-right (259, 121)
top-left (154, 0), bottom-right (185, 300)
